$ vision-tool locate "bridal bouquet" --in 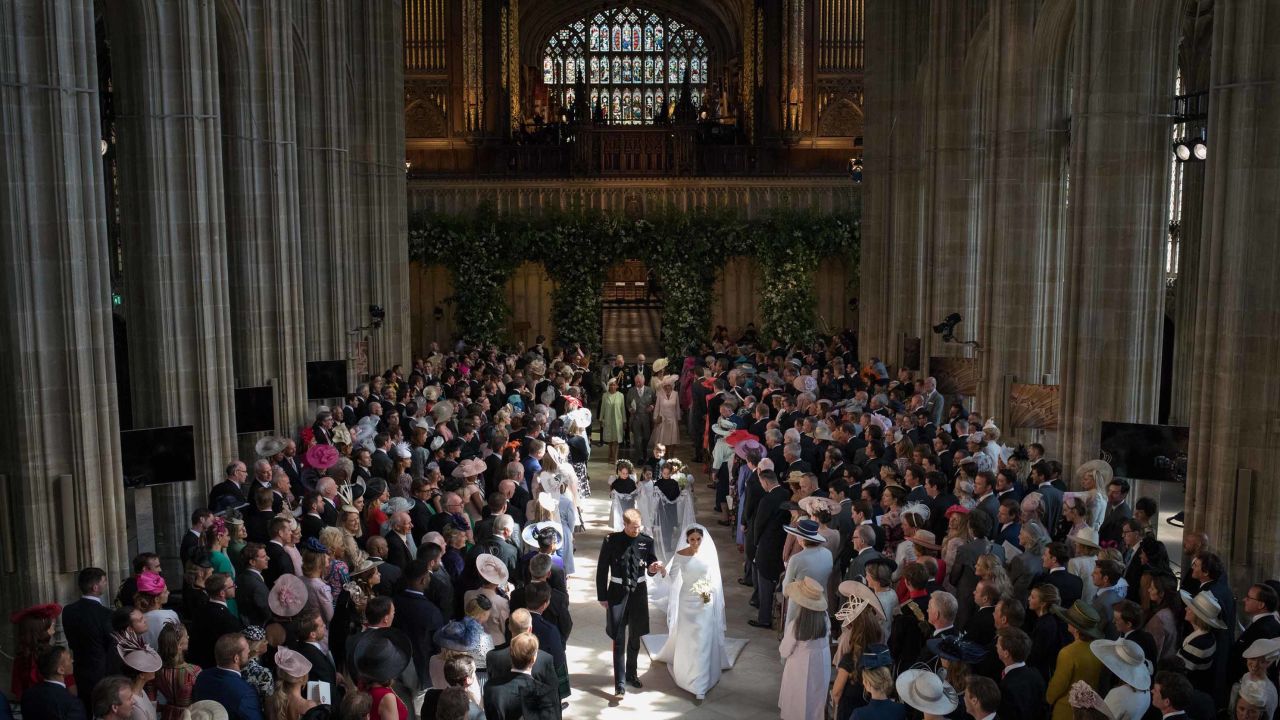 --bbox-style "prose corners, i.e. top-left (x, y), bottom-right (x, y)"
top-left (673, 471), bottom-right (691, 490)
top-left (691, 577), bottom-right (713, 604)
